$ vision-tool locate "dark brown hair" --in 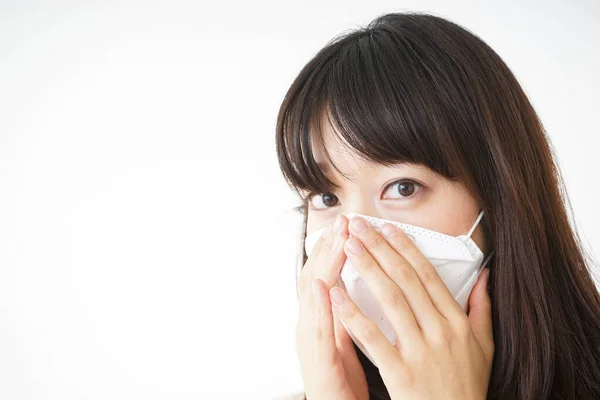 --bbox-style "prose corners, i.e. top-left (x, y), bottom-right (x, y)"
top-left (275, 11), bottom-right (600, 400)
